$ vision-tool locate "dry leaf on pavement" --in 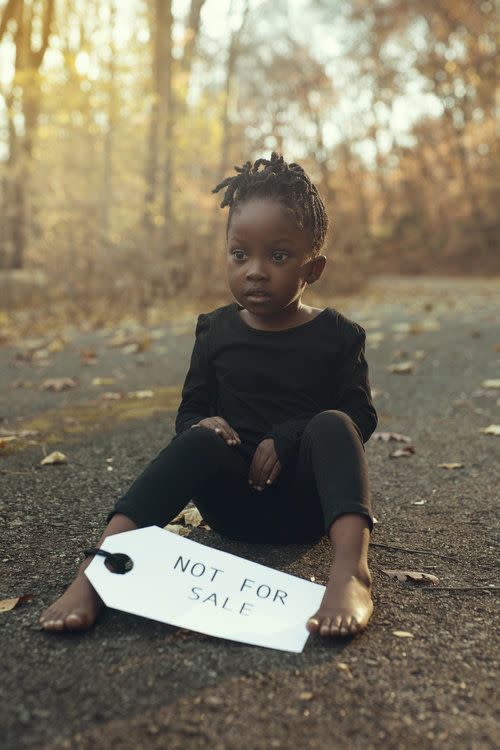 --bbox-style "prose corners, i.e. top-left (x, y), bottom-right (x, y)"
top-left (387, 361), bottom-right (415, 374)
top-left (373, 432), bottom-right (412, 443)
top-left (0, 436), bottom-right (17, 448)
top-left (437, 462), bottom-right (464, 469)
top-left (479, 424), bottom-right (500, 436)
top-left (40, 451), bottom-right (67, 465)
top-left (481, 379), bottom-right (500, 389)
top-left (92, 377), bottom-right (117, 386)
top-left (382, 570), bottom-right (440, 585)
top-left (164, 524), bottom-right (191, 537)
top-left (40, 377), bottom-right (78, 391)
top-left (0, 594), bottom-right (34, 613)
top-left (390, 446), bottom-right (416, 458)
